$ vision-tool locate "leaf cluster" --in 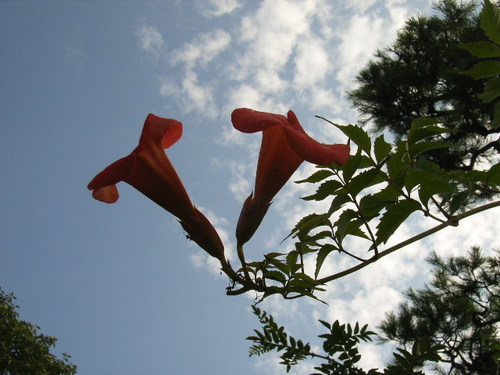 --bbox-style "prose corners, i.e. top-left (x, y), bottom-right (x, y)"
top-left (0, 288), bottom-right (77, 375)
top-left (247, 247), bottom-right (498, 374)
top-left (347, 0), bottom-right (498, 171)
top-left (247, 305), bottom-right (442, 375)
top-left (227, 116), bottom-right (500, 299)
top-left (379, 247), bottom-right (500, 374)
top-left (286, 118), bottom-right (500, 290)
top-left (314, 320), bottom-right (375, 374)
top-left (247, 305), bottom-right (312, 372)
top-left (461, 0), bottom-right (500, 128)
